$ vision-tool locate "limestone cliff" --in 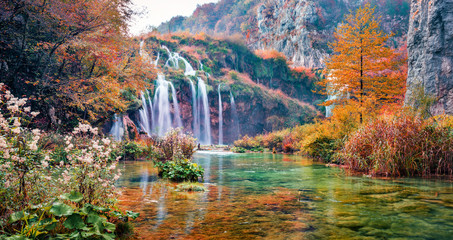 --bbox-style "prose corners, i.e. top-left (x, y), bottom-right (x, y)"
top-left (250, 0), bottom-right (408, 68)
top-left (158, 0), bottom-right (410, 69)
top-left (405, 0), bottom-right (453, 115)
